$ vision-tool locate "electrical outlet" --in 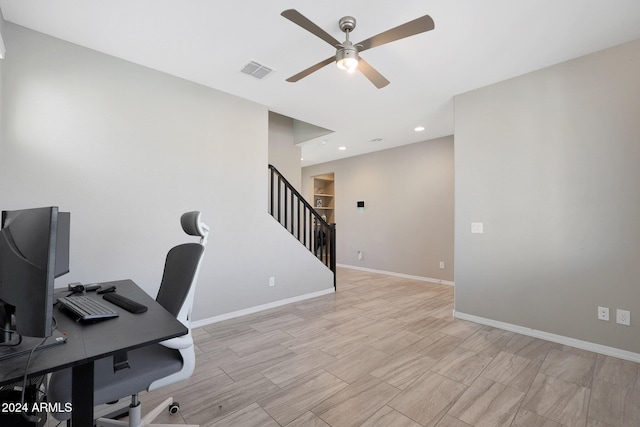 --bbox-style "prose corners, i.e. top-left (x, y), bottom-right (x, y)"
top-left (616, 309), bottom-right (630, 326)
top-left (598, 306), bottom-right (609, 321)
top-left (357, 251), bottom-right (363, 261)
top-left (269, 277), bottom-right (275, 287)
top-left (439, 261), bottom-right (445, 269)
top-left (471, 222), bottom-right (484, 234)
